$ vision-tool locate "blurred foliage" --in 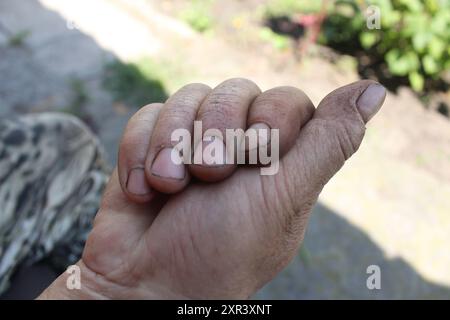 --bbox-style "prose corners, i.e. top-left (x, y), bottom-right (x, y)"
top-left (62, 77), bottom-right (97, 131)
top-left (262, 0), bottom-right (324, 17)
top-left (8, 30), bottom-right (30, 47)
top-left (321, 0), bottom-right (450, 92)
top-left (66, 78), bottom-right (89, 116)
top-left (259, 27), bottom-right (290, 50)
top-left (102, 59), bottom-right (168, 108)
top-left (179, 0), bottom-right (214, 33)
